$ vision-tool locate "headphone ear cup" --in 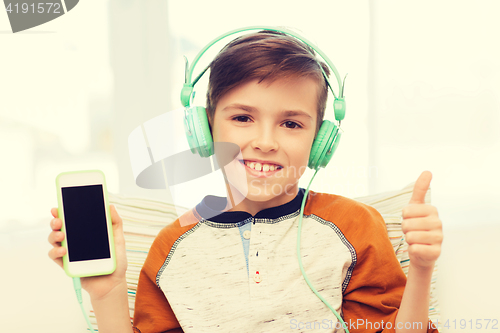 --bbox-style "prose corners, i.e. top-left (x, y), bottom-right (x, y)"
top-left (308, 120), bottom-right (341, 170)
top-left (184, 106), bottom-right (214, 157)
